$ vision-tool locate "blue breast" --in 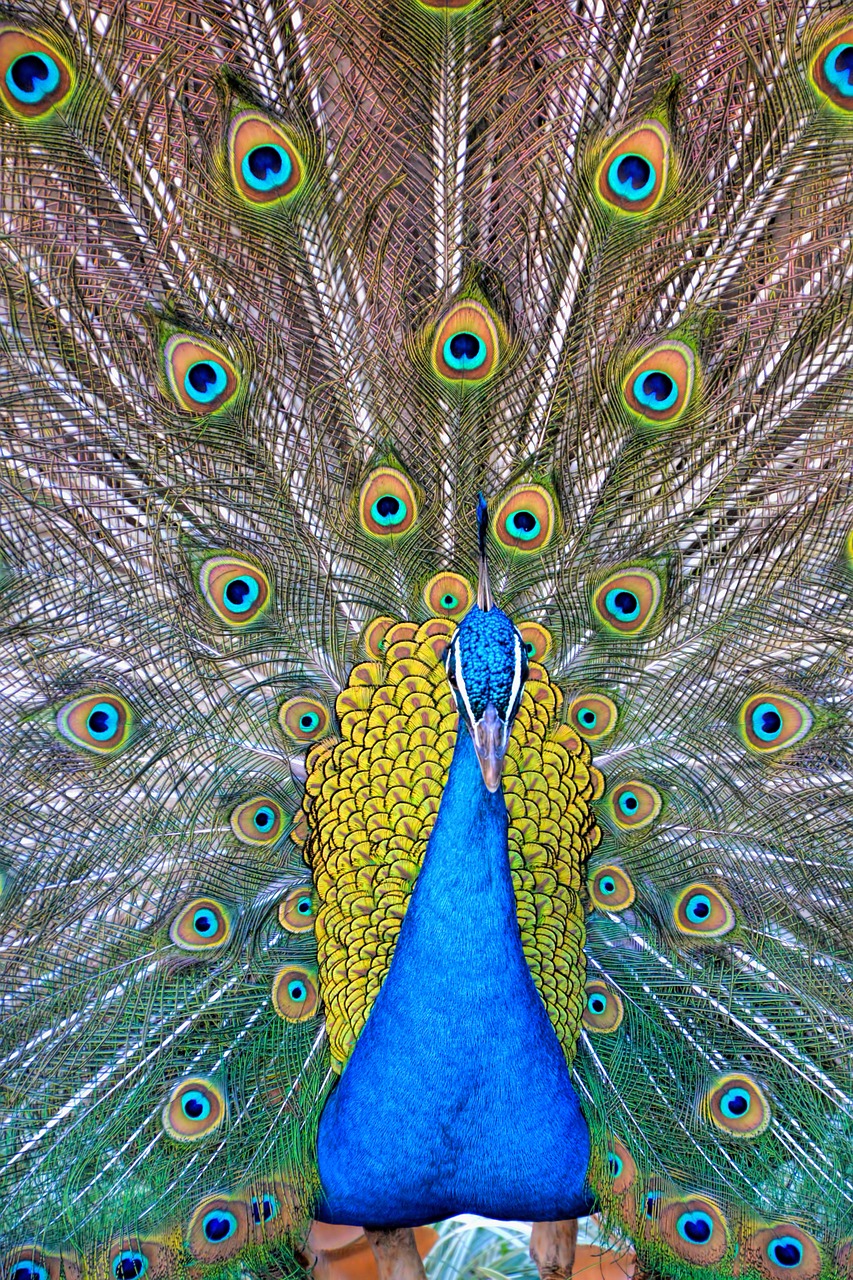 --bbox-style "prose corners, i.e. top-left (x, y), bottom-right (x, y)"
top-left (316, 727), bottom-right (591, 1227)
